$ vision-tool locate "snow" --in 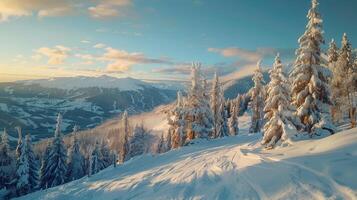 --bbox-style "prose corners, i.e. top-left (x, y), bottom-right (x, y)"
top-left (16, 113), bottom-right (357, 200)
top-left (18, 76), bottom-right (153, 91)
